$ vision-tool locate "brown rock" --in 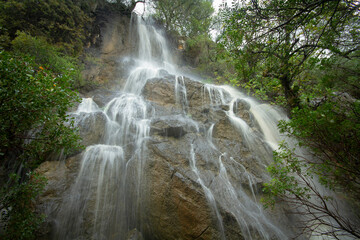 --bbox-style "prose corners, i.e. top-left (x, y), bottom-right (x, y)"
top-left (143, 152), bottom-right (220, 240)
top-left (142, 76), bottom-right (177, 107)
